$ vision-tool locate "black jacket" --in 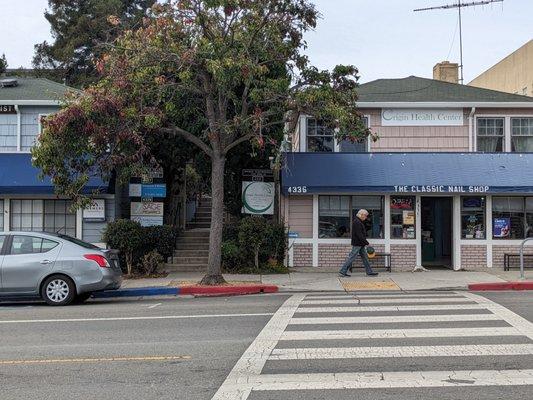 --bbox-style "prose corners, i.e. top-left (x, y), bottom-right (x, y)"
top-left (351, 217), bottom-right (369, 247)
